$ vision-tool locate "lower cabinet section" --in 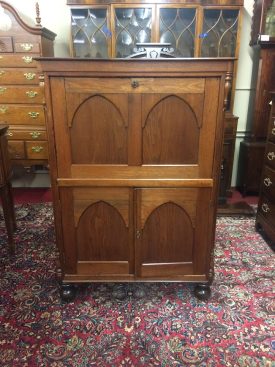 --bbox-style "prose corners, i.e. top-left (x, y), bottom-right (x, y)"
top-left (58, 187), bottom-right (213, 284)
